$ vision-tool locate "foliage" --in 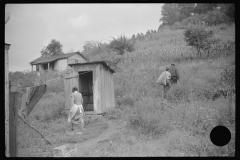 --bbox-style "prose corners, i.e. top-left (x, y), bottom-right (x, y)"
top-left (160, 4), bottom-right (181, 26)
top-left (82, 40), bottom-right (105, 54)
top-left (9, 70), bottom-right (38, 90)
top-left (40, 39), bottom-right (63, 57)
top-left (180, 15), bottom-right (205, 27)
top-left (17, 21), bottom-right (235, 157)
top-left (159, 3), bottom-right (234, 29)
top-left (218, 3), bottom-right (235, 22)
top-left (177, 3), bottom-right (196, 21)
top-left (204, 9), bottom-right (228, 26)
top-left (108, 35), bottom-right (135, 56)
top-left (184, 25), bottom-right (215, 57)
top-left (34, 70), bottom-right (64, 93)
top-left (212, 65), bottom-right (235, 100)
top-left (193, 3), bottom-right (218, 14)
